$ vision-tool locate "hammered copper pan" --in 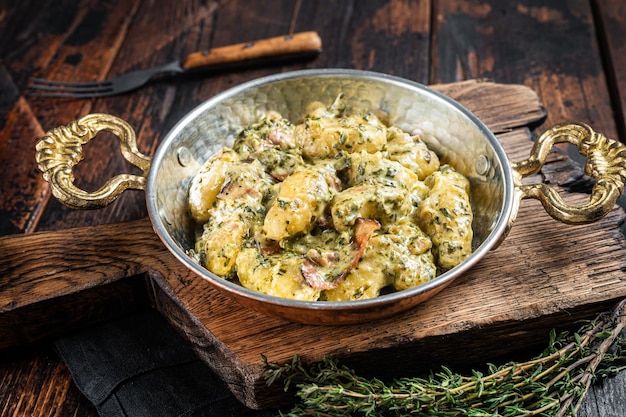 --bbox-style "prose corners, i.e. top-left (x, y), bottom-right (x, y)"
top-left (35, 69), bottom-right (626, 324)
